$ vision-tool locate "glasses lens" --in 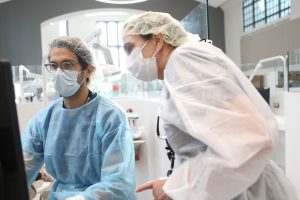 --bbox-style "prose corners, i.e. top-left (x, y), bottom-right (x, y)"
top-left (61, 62), bottom-right (74, 71)
top-left (45, 63), bottom-right (57, 73)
